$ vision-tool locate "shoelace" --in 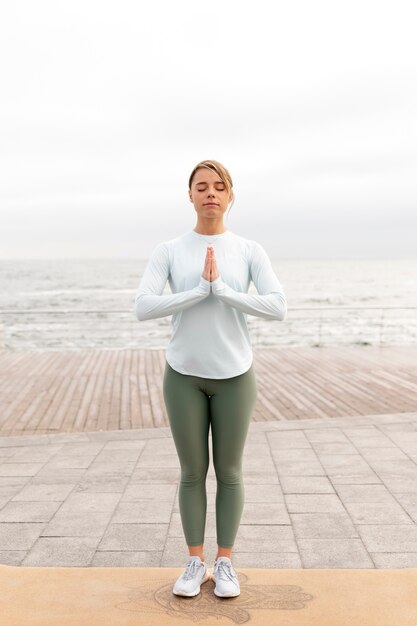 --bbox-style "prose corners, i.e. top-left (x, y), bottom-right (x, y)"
top-left (182, 559), bottom-right (202, 581)
top-left (215, 560), bottom-right (238, 584)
